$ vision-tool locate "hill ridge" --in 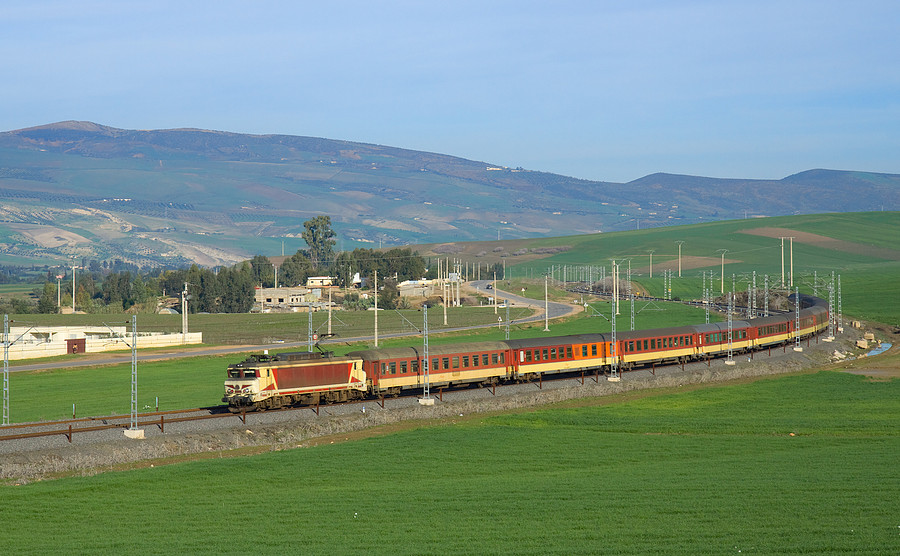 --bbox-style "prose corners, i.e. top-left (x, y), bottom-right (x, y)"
top-left (0, 122), bottom-right (898, 266)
